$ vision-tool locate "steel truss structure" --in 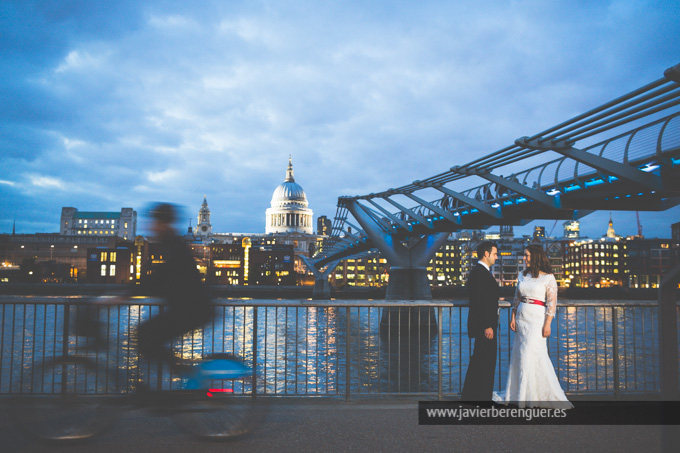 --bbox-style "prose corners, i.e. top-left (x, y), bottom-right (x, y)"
top-left (311, 63), bottom-right (680, 271)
